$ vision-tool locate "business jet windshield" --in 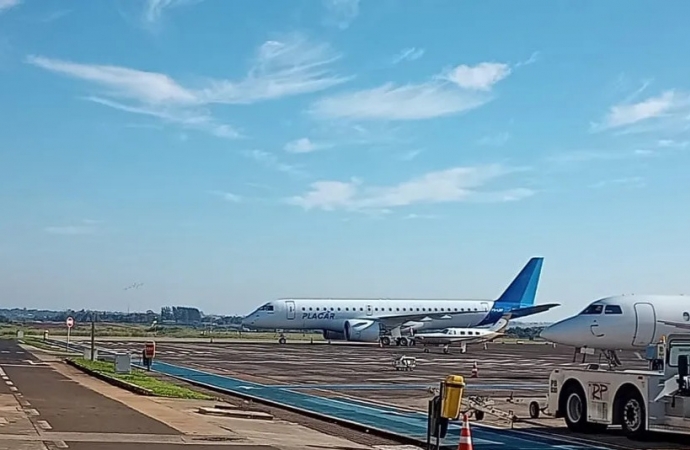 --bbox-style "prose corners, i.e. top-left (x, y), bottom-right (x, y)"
top-left (253, 303), bottom-right (274, 313)
top-left (579, 303), bottom-right (623, 315)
